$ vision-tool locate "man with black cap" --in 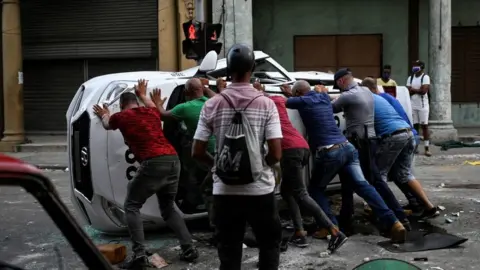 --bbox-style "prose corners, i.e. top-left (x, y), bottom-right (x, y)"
top-left (331, 68), bottom-right (409, 233)
top-left (192, 43), bottom-right (283, 270)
